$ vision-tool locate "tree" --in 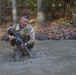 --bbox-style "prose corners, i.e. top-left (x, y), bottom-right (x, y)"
top-left (12, 0), bottom-right (17, 24)
top-left (0, 0), bottom-right (2, 25)
top-left (37, 0), bottom-right (45, 23)
top-left (4, 0), bottom-right (10, 7)
top-left (69, 0), bottom-right (76, 21)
